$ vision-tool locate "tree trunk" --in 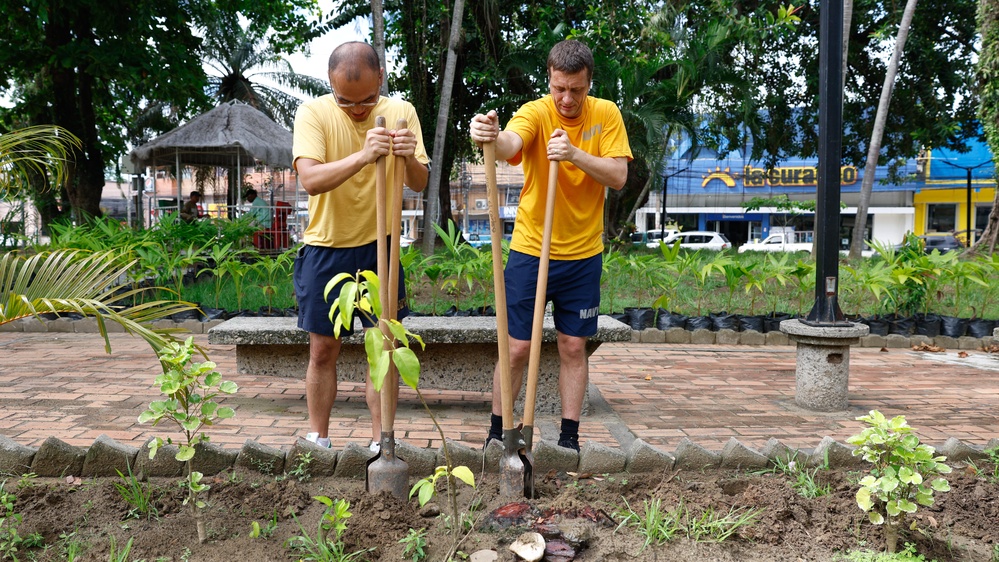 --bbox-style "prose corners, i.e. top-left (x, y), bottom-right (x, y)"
top-left (970, 0), bottom-right (999, 255)
top-left (48, 6), bottom-right (104, 223)
top-left (371, 0), bottom-right (389, 97)
top-left (420, 0), bottom-right (465, 255)
top-left (849, 0), bottom-right (918, 259)
top-left (842, 0), bottom-right (853, 89)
